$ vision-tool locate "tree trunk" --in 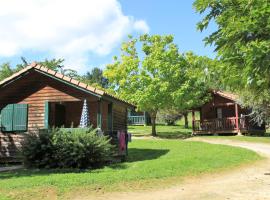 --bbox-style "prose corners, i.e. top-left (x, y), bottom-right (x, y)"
top-left (183, 112), bottom-right (188, 128)
top-left (150, 111), bottom-right (157, 136)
